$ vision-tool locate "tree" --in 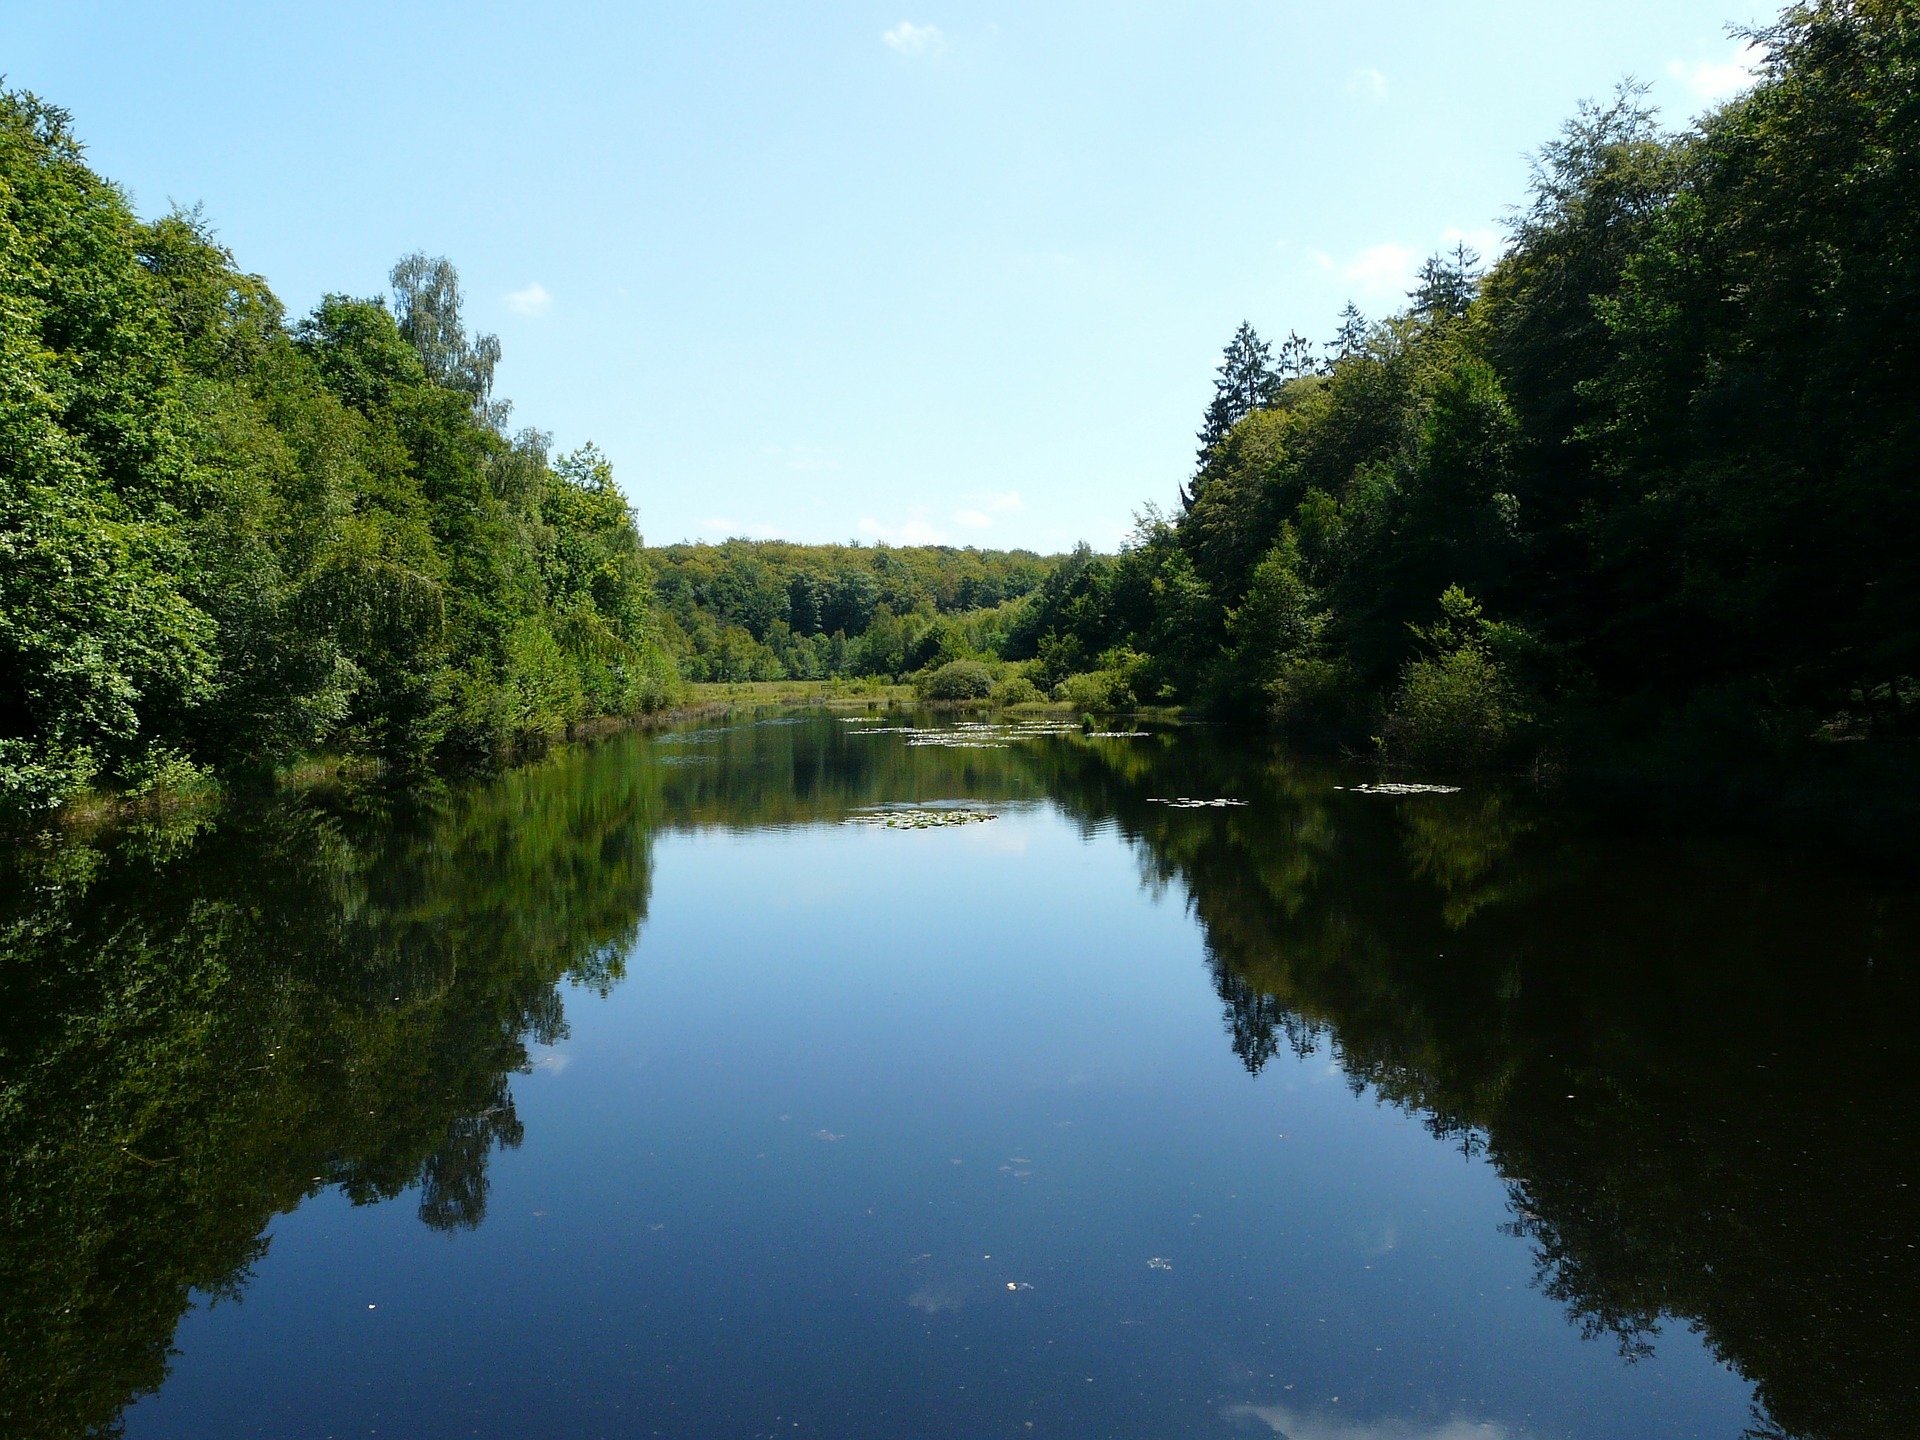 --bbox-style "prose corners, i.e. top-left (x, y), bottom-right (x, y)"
top-left (1327, 302), bottom-right (1369, 364)
top-left (1277, 330), bottom-right (1317, 380)
top-left (1188, 321), bottom-right (1280, 506)
top-left (1410, 243), bottom-right (1482, 321)
top-left (389, 253), bottom-right (506, 428)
